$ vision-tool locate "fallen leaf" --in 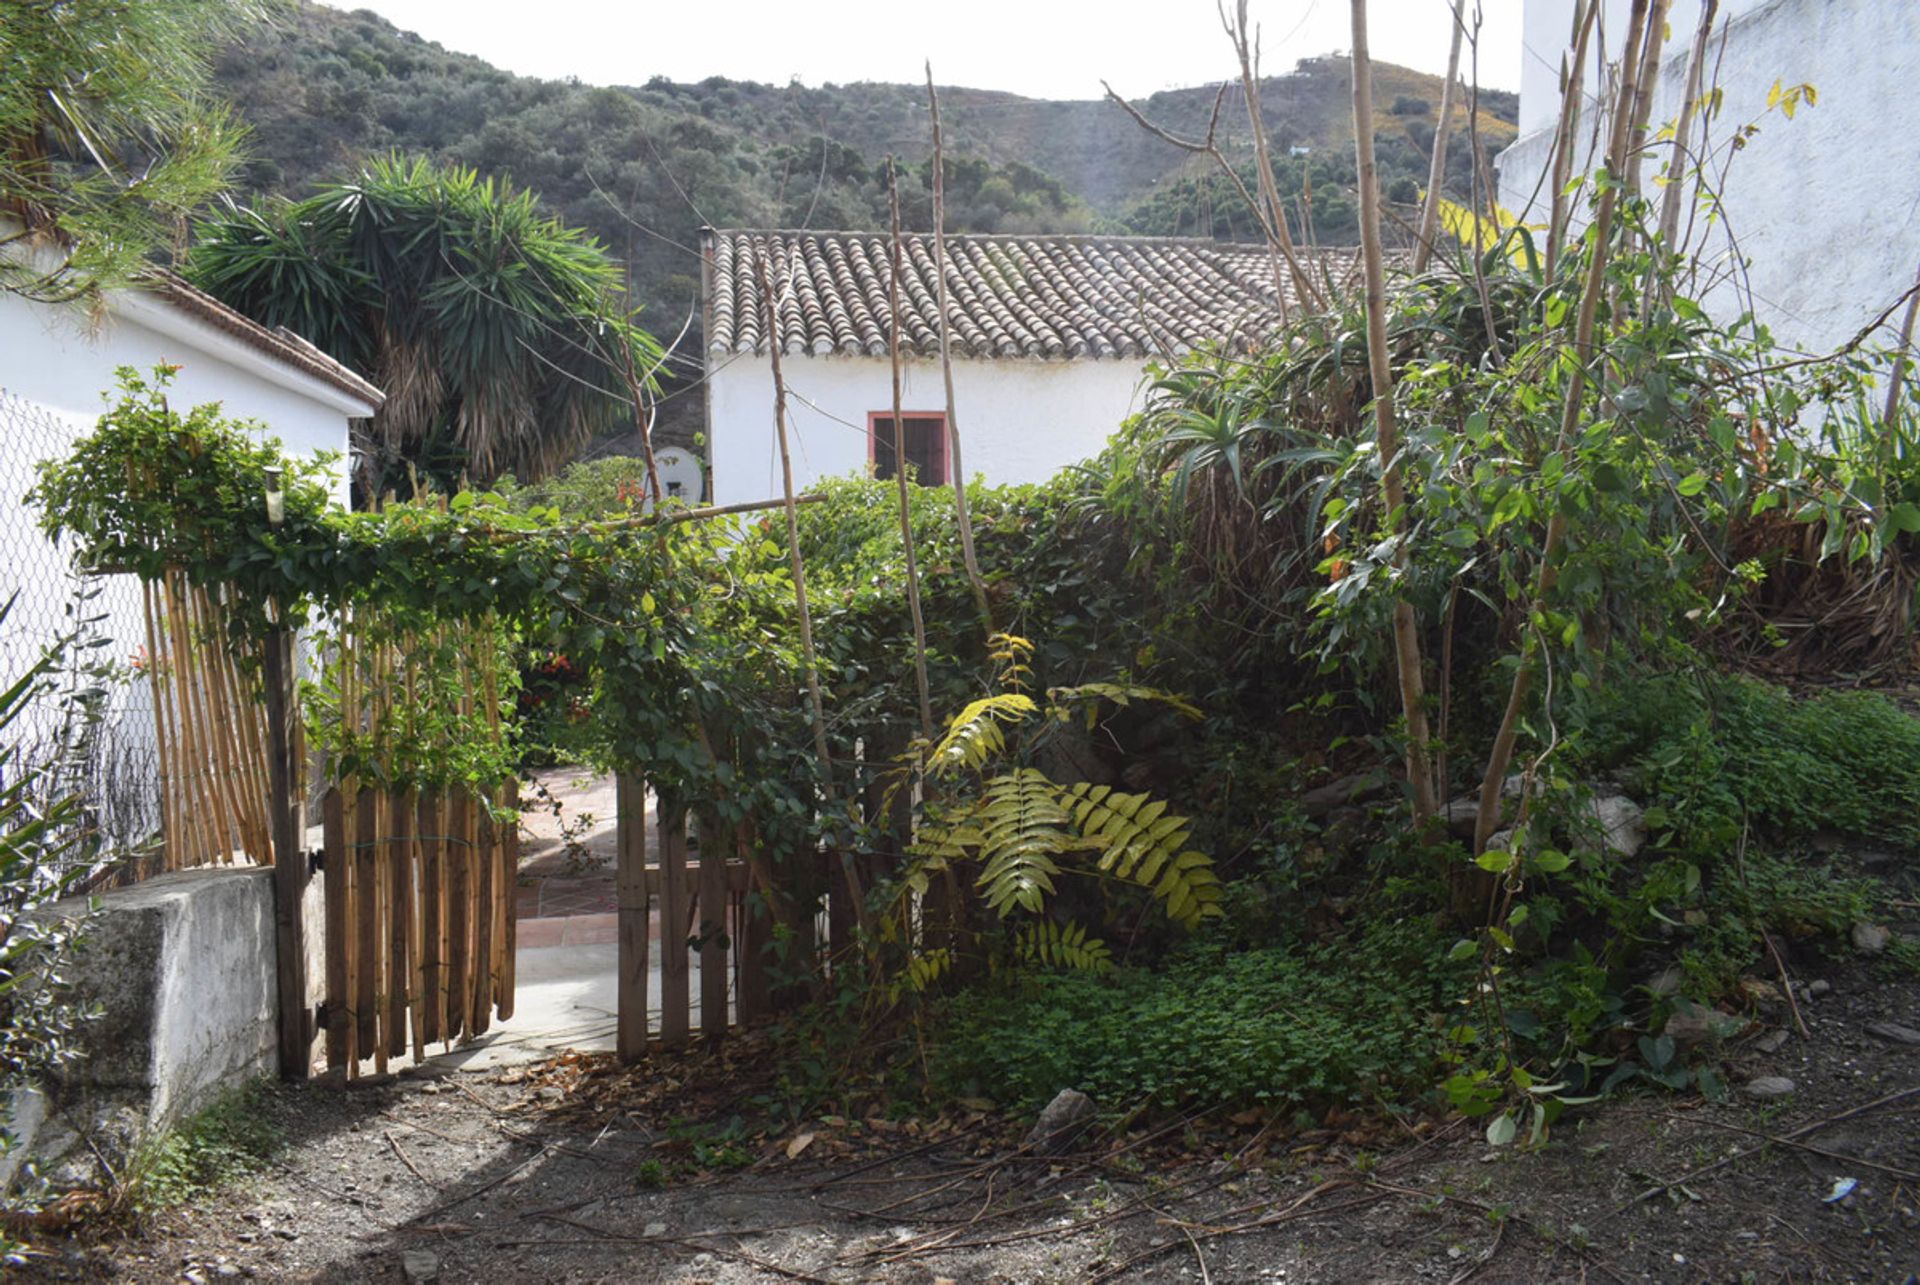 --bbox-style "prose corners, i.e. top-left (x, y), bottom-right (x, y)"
top-left (786, 1132), bottom-right (816, 1159)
